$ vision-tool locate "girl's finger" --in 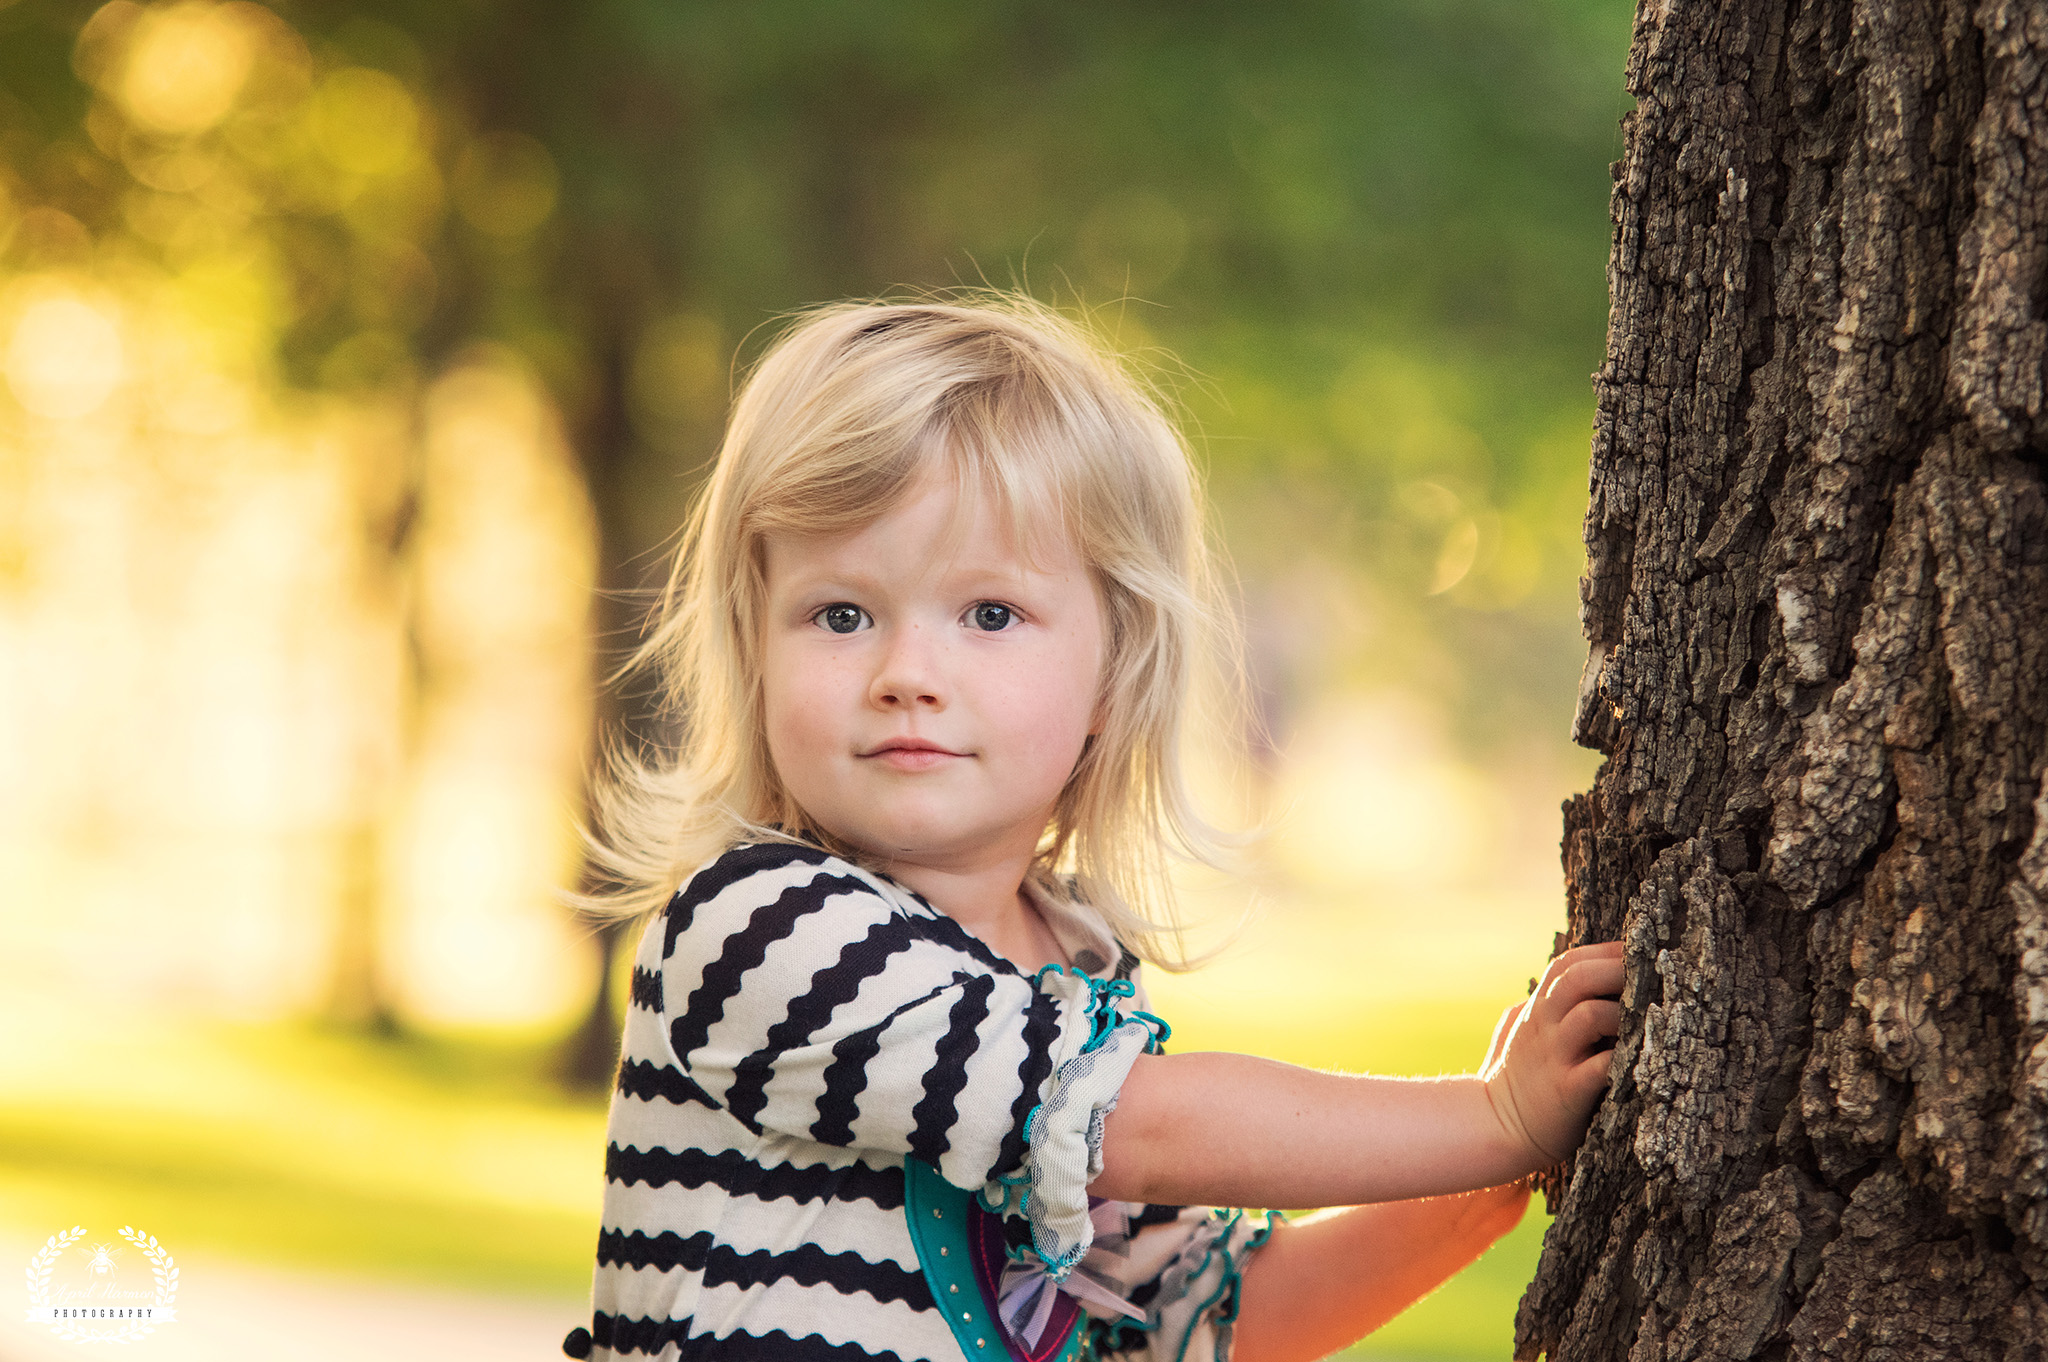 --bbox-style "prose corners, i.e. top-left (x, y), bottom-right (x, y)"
top-left (1553, 941), bottom-right (1623, 969)
top-left (1569, 1047), bottom-right (1619, 1094)
top-left (1548, 954), bottom-right (1624, 1009)
top-left (1560, 998), bottom-right (1622, 1053)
